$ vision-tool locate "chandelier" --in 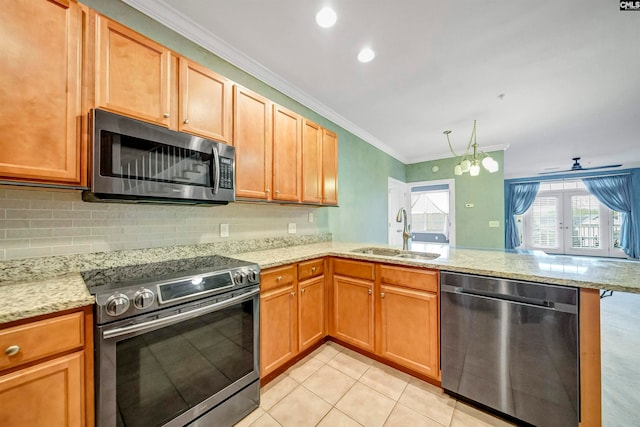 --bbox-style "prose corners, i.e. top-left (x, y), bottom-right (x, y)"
top-left (444, 120), bottom-right (499, 176)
